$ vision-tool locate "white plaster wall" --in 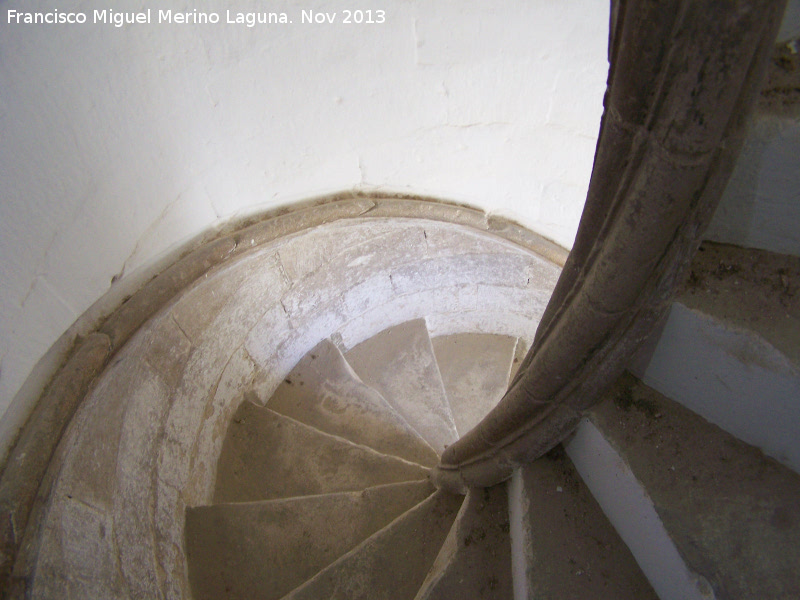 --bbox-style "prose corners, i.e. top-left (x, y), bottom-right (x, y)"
top-left (0, 0), bottom-right (609, 450)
